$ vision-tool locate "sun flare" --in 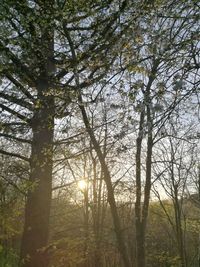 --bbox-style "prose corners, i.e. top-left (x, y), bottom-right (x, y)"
top-left (77, 180), bottom-right (87, 191)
